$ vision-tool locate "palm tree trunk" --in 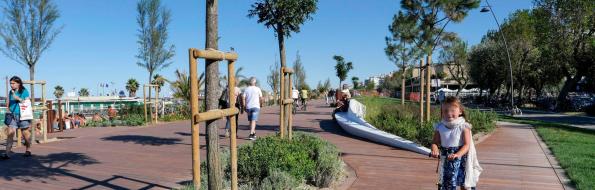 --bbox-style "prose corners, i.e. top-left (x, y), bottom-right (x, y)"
top-left (205, 0), bottom-right (222, 188)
